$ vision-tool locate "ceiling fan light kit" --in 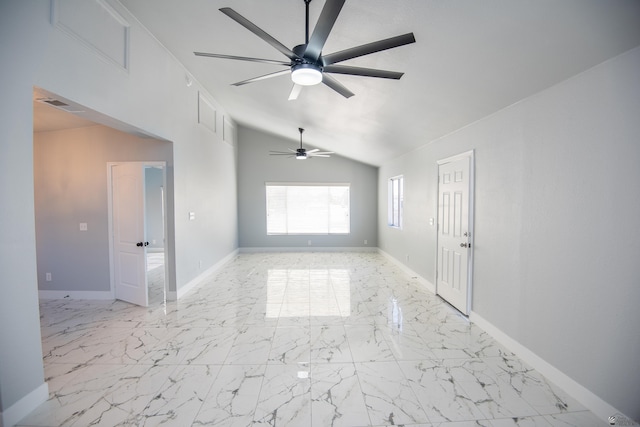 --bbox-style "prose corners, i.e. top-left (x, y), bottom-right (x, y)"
top-left (291, 64), bottom-right (323, 86)
top-left (195, 0), bottom-right (415, 99)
